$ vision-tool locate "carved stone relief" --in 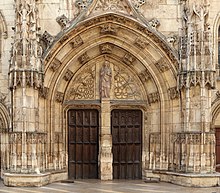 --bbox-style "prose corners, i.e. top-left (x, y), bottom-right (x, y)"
top-left (40, 31), bottom-right (54, 48)
top-left (139, 69), bottom-right (151, 82)
top-left (123, 53), bottom-right (136, 66)
top-left (78, 52), bottom-right (90, 64)
top-left (149, 18), bottom-right (160, 29)
top-left (114, 65), bottom-right (142, 100)
top-left (168, 87), bottom-right (179, 100)
top-left (134, 37), bottom-right (149, 49)
top-left (94, 0), bottom-right (132, 14)
top-left (56, 14), bottom-right (69, 28)
top-left (99, 60), bottom-right (112, 98)
top-left (39, 87), bottom-right (49, 99)
top-left (100, 43), bottom-right (114, 54)
top-left (155, 58), bottom-right (169, 72)
top-left (50, 58), bottom-right (62, 72)
top-left (66, 65), bottom-right (95, 100)
top-left (0, 92), bottom-right (6, 103)
top-left (148, 92), bottom-right (160, 104)
top-left (70, 35), bottom-right (84, 49)
top-left (63, 69), bottom-right (74, 82)
top-left (55, 91), bottom-right (64, 103)
top-left (100, 23), bottom-right (117, 35)
top-left (132, 0), bottom-right (146, 10)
